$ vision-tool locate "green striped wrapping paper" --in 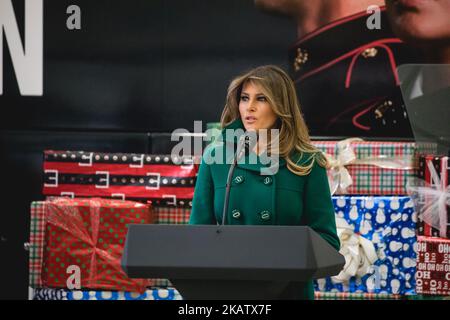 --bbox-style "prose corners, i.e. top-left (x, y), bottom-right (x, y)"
top-left (312, 140), bottom-right (417, 195)
top-left (29, 202), bottom-right (46, 288)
